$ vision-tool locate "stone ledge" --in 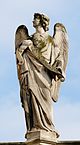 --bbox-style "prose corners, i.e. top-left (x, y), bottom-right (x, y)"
top-left (0, 141), bottom-right (80, 145)
top-left (58, 141), bottom-right (80, 145)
